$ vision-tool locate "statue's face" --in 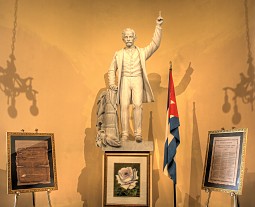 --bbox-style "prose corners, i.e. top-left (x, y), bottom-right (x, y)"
top-left (123, 31), bottom-right (135, 48)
